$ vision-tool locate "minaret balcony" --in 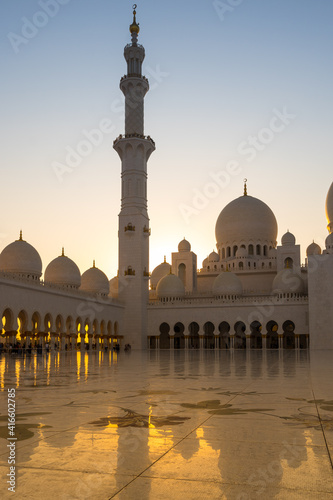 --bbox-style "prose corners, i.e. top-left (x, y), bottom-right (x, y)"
top-left (124, 223), bottom-right (135, 232)
top-left (143, 226), bottom-right (151, 236)
top-left (113, 134), bottom-right (155, 147)
top-left (120, 74), bottom-right (149, 84)
top-left (124, 42), bottom-right (144, 51)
